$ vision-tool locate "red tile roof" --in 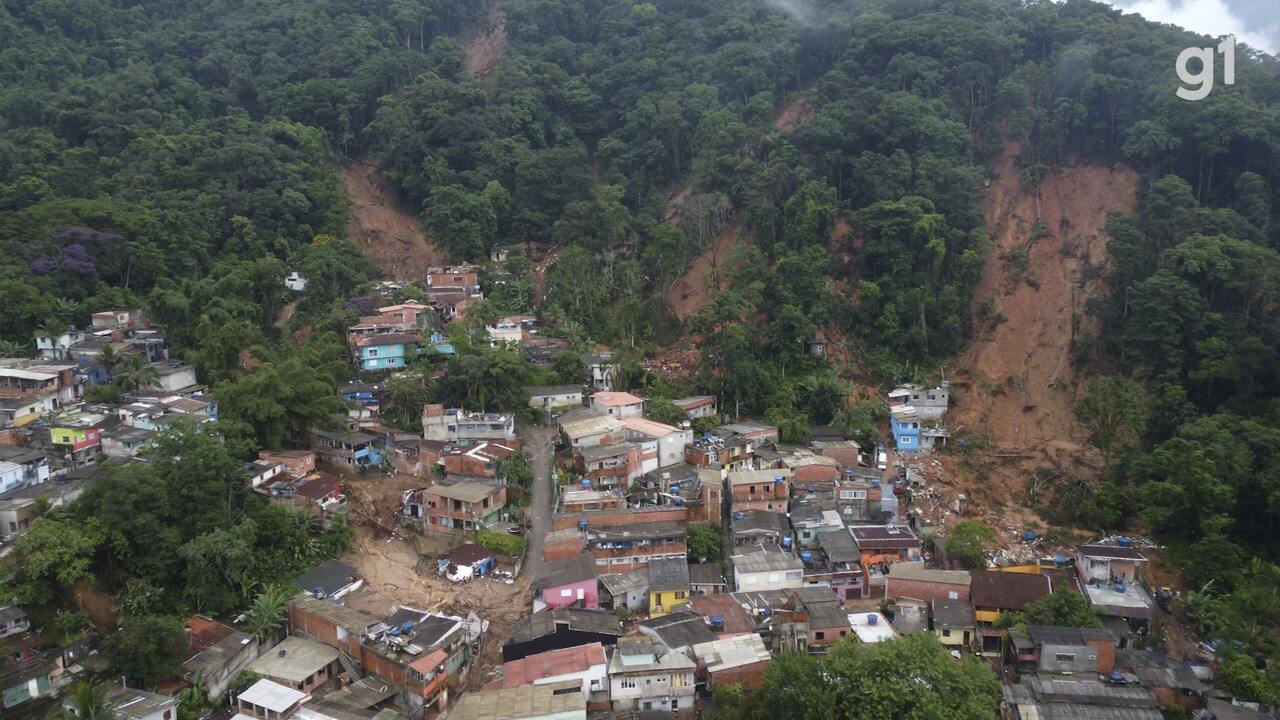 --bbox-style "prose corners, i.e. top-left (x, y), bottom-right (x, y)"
top-left (499, 642), bottom-right (606, 687)
top-left (969, 570), bottom-right (1053, 611)
top-left (182, 616), bottom-right (237, 662)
